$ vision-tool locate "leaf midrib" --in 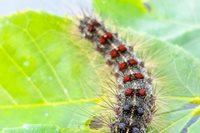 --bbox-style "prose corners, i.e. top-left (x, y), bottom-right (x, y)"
top-left (0, 97), bottom-right (100, 109)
